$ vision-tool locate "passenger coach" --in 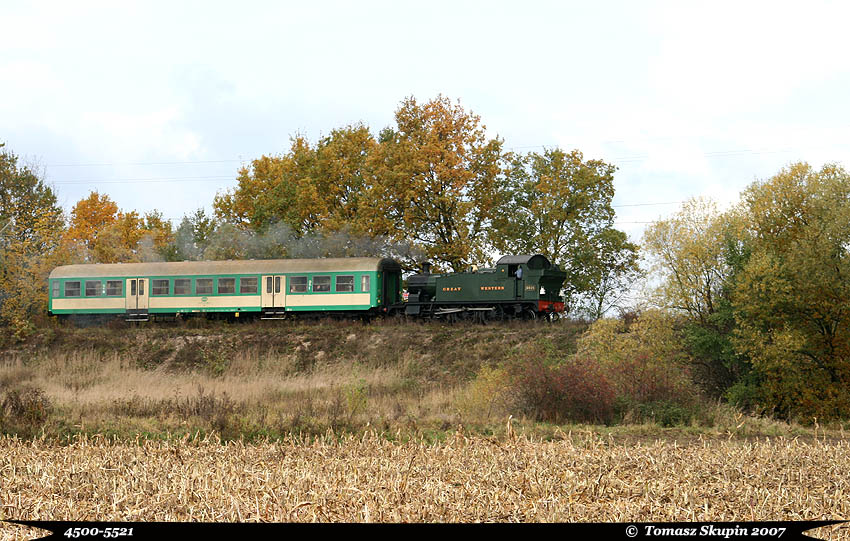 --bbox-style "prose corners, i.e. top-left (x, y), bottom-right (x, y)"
top-left (48, 258), bottom-right (403, 321)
